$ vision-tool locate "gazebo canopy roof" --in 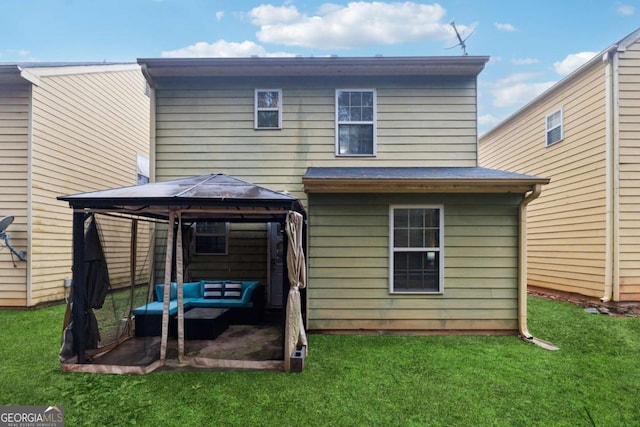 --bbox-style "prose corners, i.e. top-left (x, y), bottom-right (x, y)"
top-left (58, 174), bottom-right (305, 222)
